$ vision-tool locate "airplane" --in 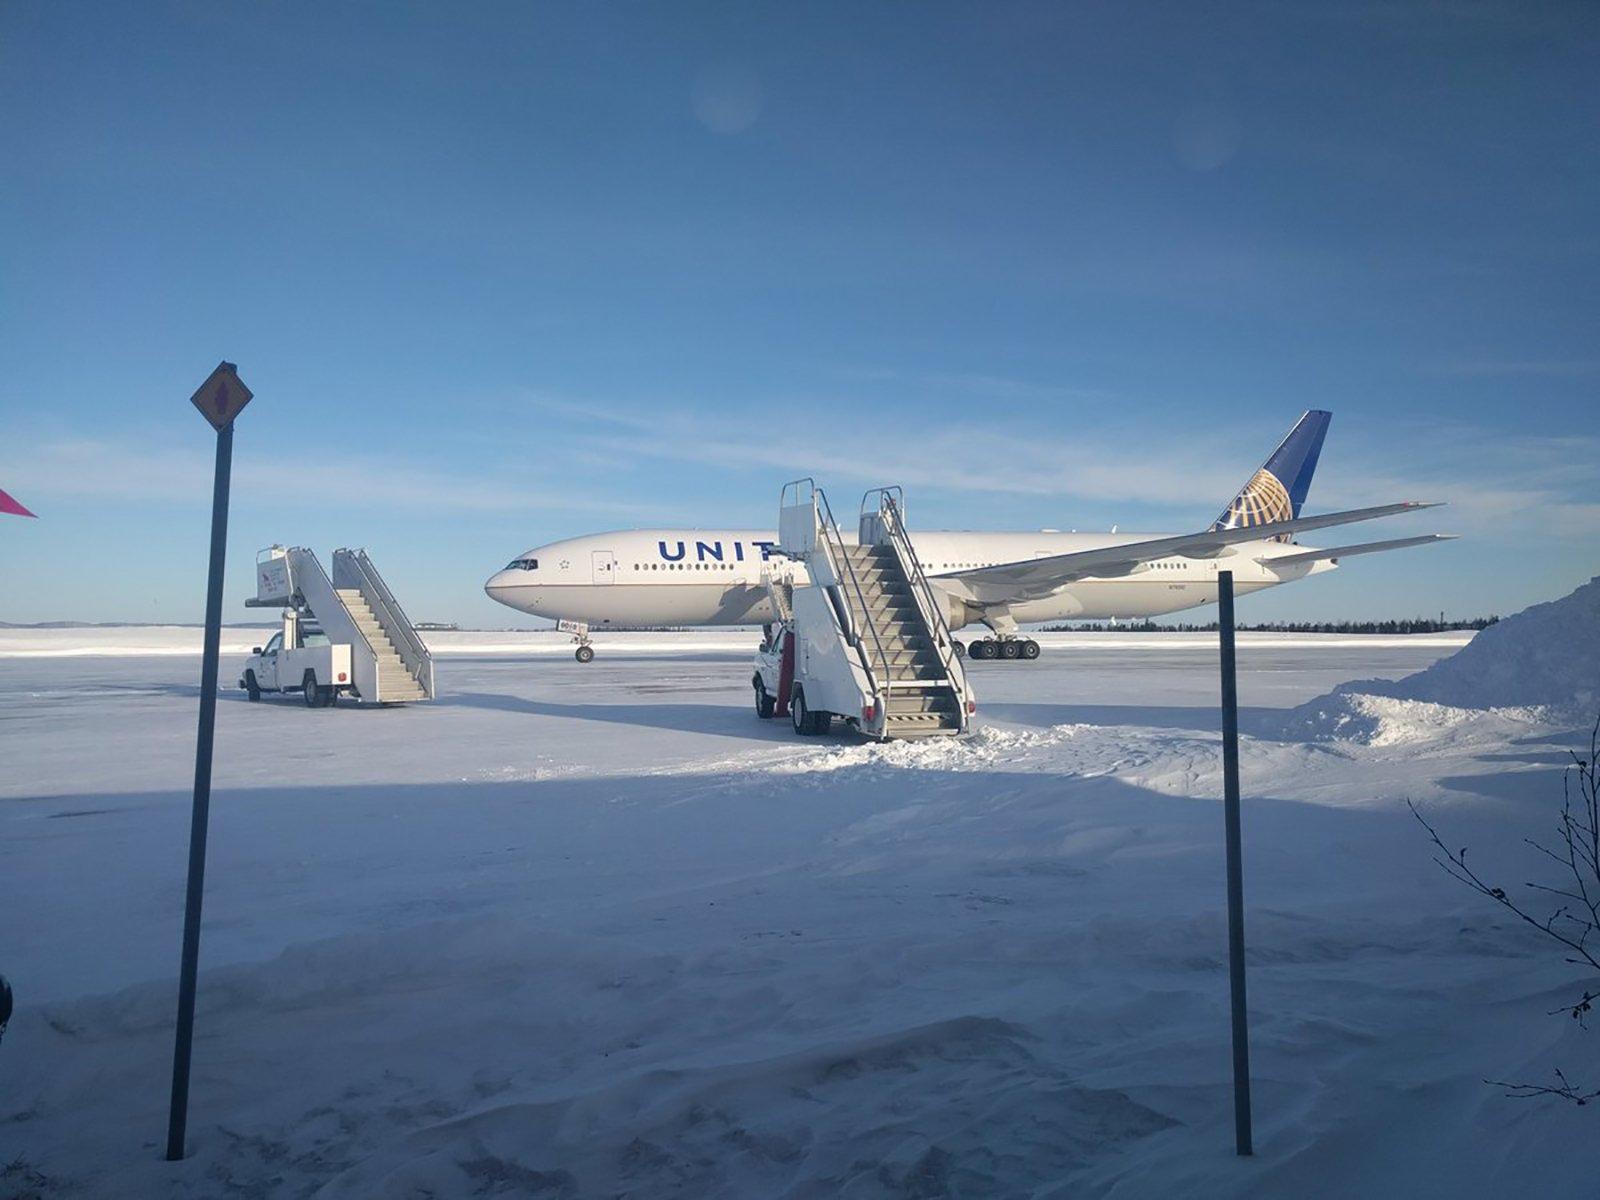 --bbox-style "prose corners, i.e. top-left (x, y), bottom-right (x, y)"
top-left (484, 411), bottom-right (1454, 661)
